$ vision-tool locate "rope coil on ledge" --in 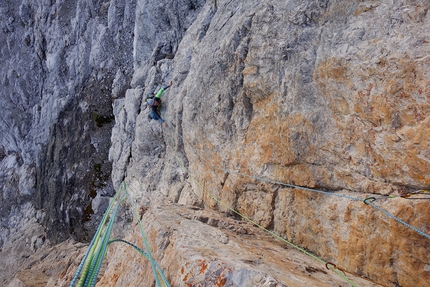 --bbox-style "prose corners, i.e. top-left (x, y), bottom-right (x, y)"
top-left (69, 183), bottom-right (170, 287)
